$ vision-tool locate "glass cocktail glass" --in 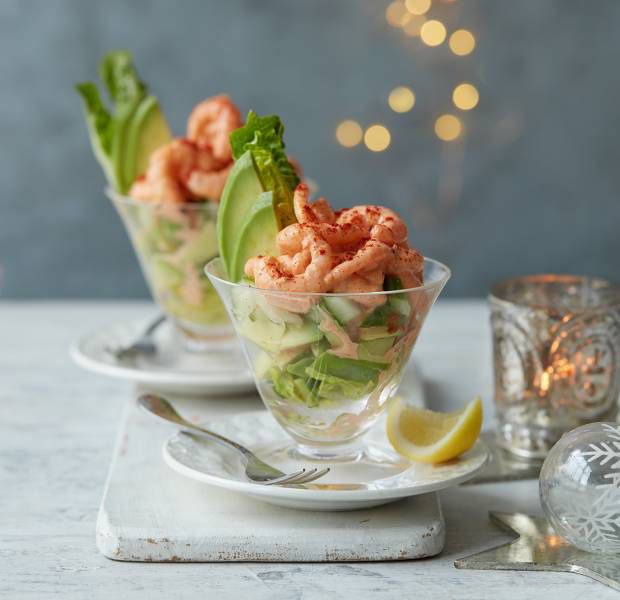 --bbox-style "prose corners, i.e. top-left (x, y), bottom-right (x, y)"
top-left (110, 191), bottom-right (231, 350)
top-left (206, 257), bottom-right (450, 460)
